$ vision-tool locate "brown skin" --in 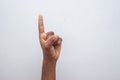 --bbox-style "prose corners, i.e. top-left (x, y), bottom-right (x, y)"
top-left (38, 15), bottom-right (62, 80)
